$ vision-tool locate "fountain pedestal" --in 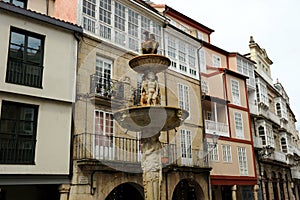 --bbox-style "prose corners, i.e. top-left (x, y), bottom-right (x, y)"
top-left (113, 54), bottom-right (188, 200)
